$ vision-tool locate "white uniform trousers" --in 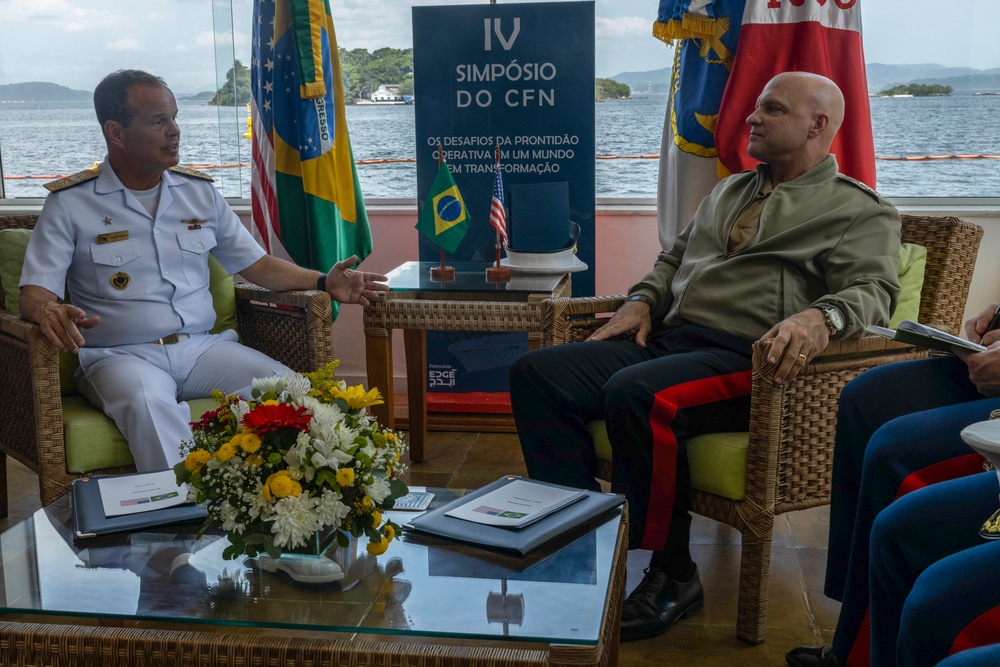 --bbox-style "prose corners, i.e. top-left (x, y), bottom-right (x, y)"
top-left (76, 330), bottom-right (292, 471)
